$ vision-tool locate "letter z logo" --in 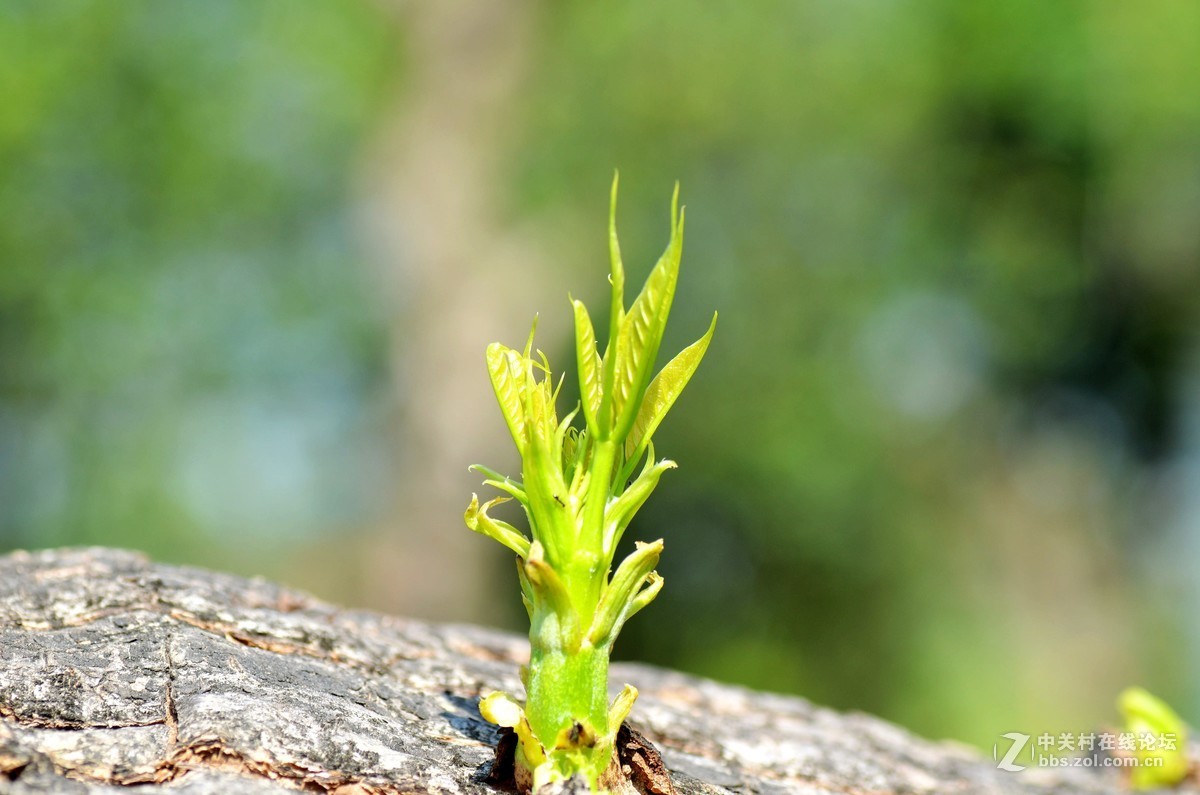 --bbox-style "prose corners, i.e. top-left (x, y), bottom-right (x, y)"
top-left (993, 732), bottom-right (1030, 772)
